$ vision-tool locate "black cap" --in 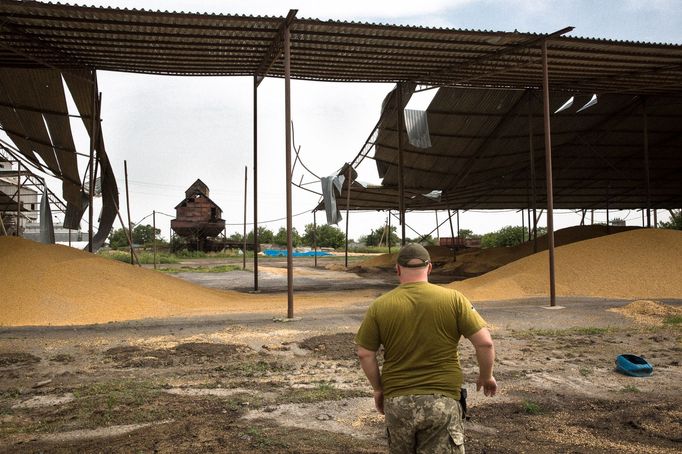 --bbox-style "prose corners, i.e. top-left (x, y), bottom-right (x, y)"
top-left (396, 243), bottom-right (431, 268)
